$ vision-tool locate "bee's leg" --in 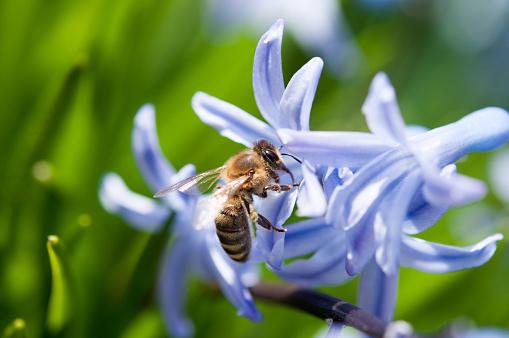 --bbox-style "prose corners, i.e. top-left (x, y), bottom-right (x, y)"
top-left (263, 183), bottom-right (300, 193)
top-left (256, 213), bottom-right (286, 233)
